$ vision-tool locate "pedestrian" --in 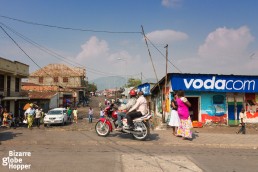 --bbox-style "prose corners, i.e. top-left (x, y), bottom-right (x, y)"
top-left (73, 107), bottom-right (78, 123)
top-left (35, 107), bottom-right (42, 128)
top-left (99, 102), bottom-right (102, 109)
top-left (99, 108), bottom-right (104, 118)
top-left (88, 107), bottom-right (93, 123)
top-left (2, 109), bottom-right (9, 127)
top-left (168, 93), bottom-right (180, 136)
top-left (176, 90), bottom-right (192, 140)
top-left (236, 108), bottom-right (246, 134)
top-left (104, 99), bottom-right (107, 106)
top-left (67, 107), bottom-right (72, 123)
top-left (25, 104), bottom-right (36, 129)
